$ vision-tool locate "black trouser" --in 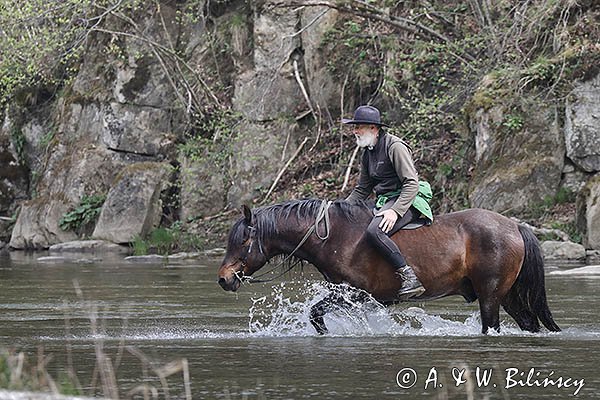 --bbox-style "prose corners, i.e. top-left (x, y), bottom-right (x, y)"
top-left (365, 203), bottom-right (416, 269)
